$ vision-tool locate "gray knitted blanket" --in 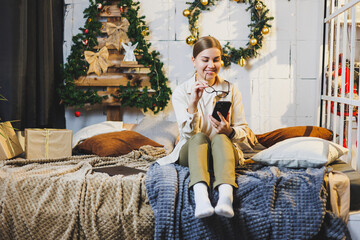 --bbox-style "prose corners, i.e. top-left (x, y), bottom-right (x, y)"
top-left (146, 163), bottom-right (350, 240)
